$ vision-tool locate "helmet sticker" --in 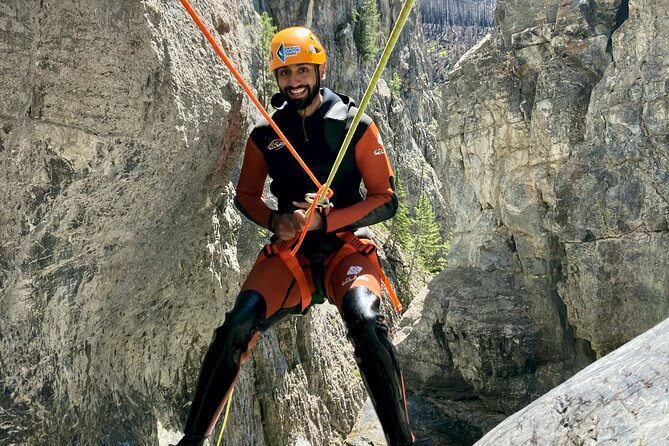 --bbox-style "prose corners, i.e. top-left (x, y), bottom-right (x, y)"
top-left (277, 42), bottom-right (301, 63)
top-left (277, 42), bottom-right (286, 63)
